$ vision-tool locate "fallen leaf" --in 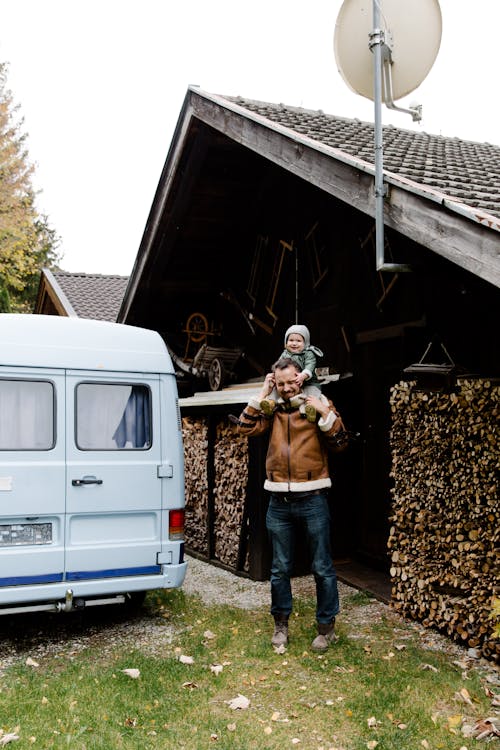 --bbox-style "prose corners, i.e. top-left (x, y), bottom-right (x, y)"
top-left (447, 714), bottom-right (463, 734)
top-left (179, 655), bottom-right (194, 665)
top-left (395, 644), bottom-right (406, 651)
top-left (334, 665), bottom-right (354, 673)
top-left (264, 726), bottom-right (272, 735)
top-left (226, 723), bottom-right (236, 732)
top-left (203, 630), bottom-right (216, 640)
top-left (367, 716), bottom-right (380, 728)
top-left (419, 663), bottom-right (438, 672)
top-left (421, 740), bottom-right (430, 749)
top-left (469, 718), bottom-right (500, 740)
top-left (121, 668), bottom-right (140, 679)
top-left (182, 681), bottom-right (198, 689)
top-left (25, 657), bottom-right (39, 668)
top-left (0, 733), bottom-right (19, 746)
top-left (41, 697), bottom-right (49, 705)
top-left (366, 742), bottom-right (378, 750)
top-left (226, 694), bottom-right (250, 710)
top-left (210, 664), bottom-right (223, 676)
top-left (291, 739), bottom-right (301, 745)
top-left (454, 687), bottom-right (473, 706)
